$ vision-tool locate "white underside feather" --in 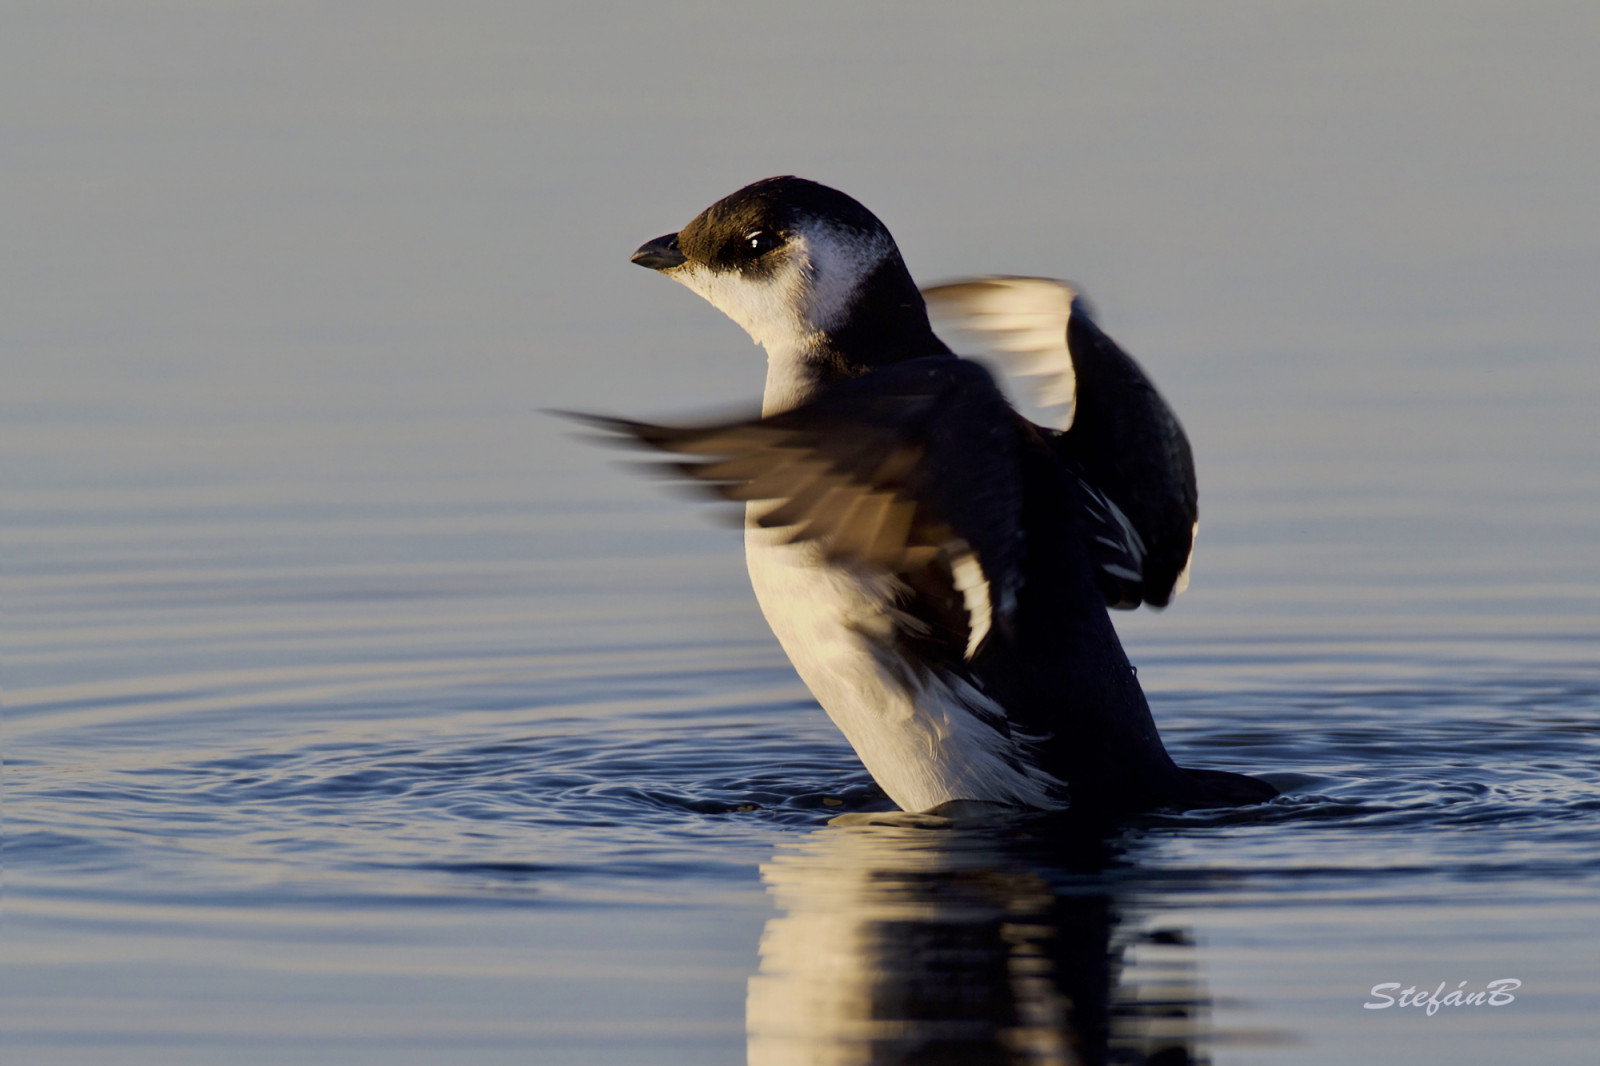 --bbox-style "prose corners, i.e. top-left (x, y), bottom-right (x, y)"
top-left (746, 519), bottom-right (1062, 813)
